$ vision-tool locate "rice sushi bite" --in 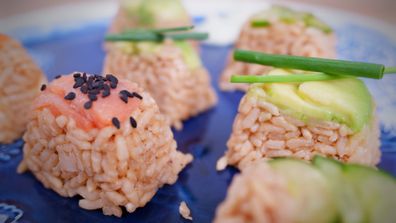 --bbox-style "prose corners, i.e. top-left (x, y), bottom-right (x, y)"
top-left (220, 6), bottom-right (336, 91)
top-left (103, 30), bottom-right (217, 129)
top-left (221, 69), bottom-right (380, 170)
top-left (0, 34), bottom-right (46, 144)
top-left (214, 156), bottom-right (396, 223)
top-left (109, 0), bottom-right (192, 33)
top-left (18, 73), bottom-right (193, 217)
